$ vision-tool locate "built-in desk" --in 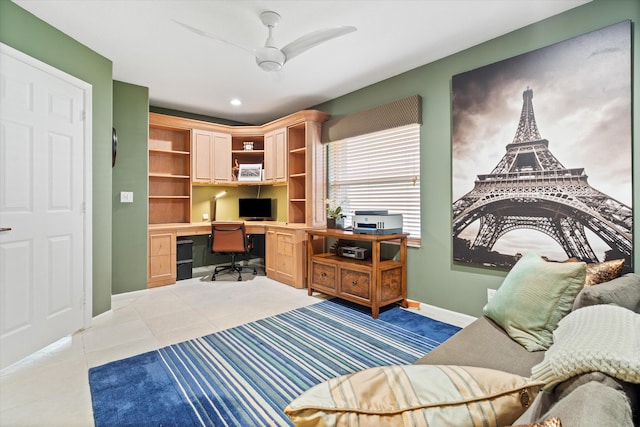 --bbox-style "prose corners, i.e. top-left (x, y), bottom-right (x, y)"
top-left (148, 222), bottom-right (310, 288)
